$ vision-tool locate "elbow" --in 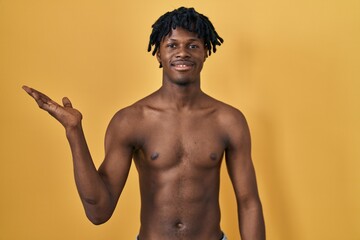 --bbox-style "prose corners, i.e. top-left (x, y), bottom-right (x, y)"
top-left (89, 217), bottom-right (108, 226)
top-left (83, 199), bottom-right (113, 225)
top-left (80, 194), bottom-right (116, 225)
top-left (86, 212), bottom-right (111, 225)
